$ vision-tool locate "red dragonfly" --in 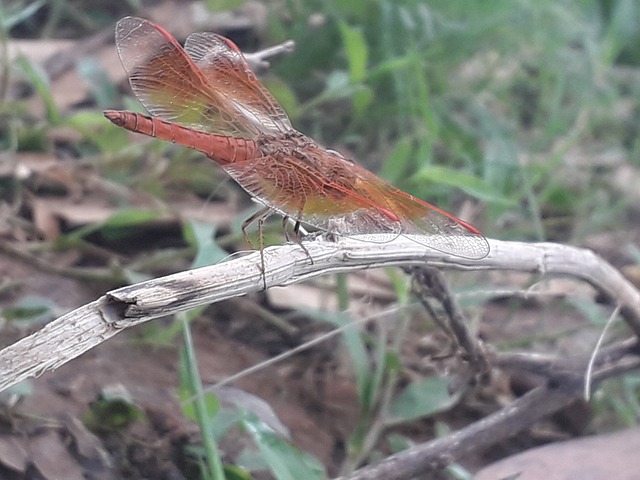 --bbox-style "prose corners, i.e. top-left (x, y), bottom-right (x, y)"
top-left (104, 17), bottom-right (489, 268)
